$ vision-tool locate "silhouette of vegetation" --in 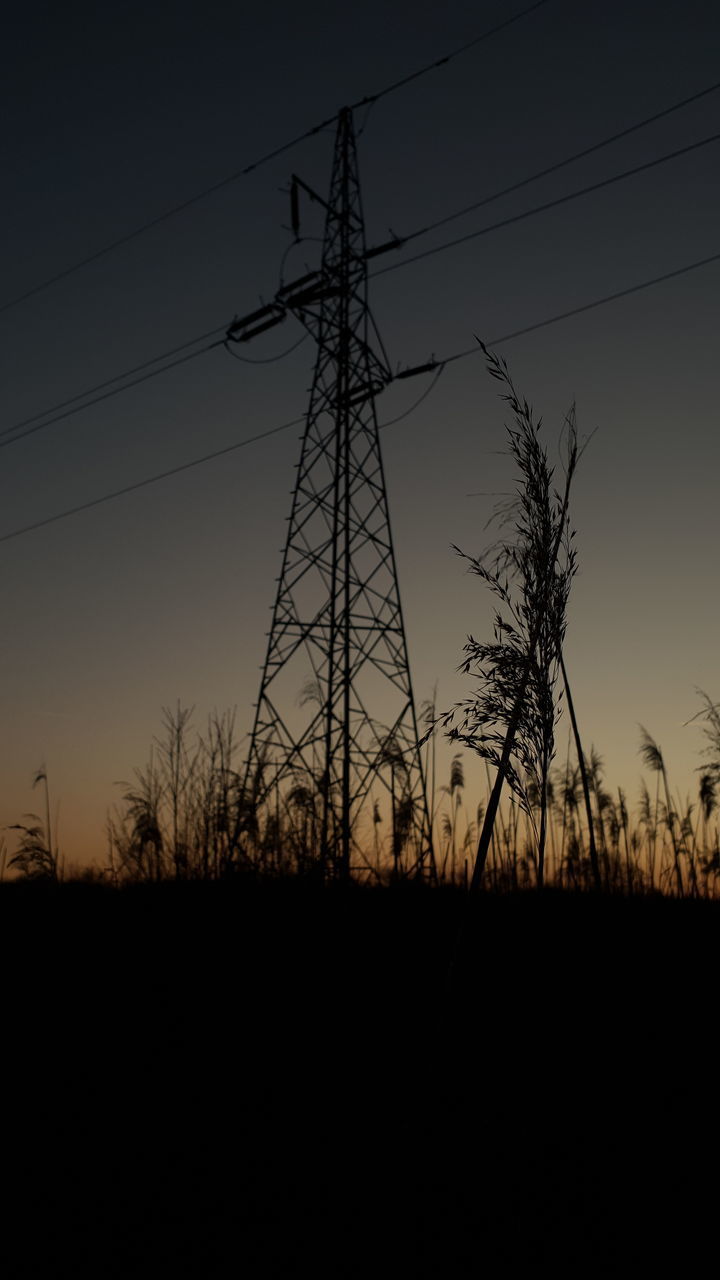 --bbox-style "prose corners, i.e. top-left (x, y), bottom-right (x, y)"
top-left (6, 818), bottom-right (57, 880)
top-left (7, 706), bottom-right (720, 900)
top-left (559, 650), bottom-right (602, 889)
top-left (431, 344), bottom-right (579, 891)
top-left (6, 769), bottom-right (59, 880)
top-left (106, 705), bottom-right (244, 881)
